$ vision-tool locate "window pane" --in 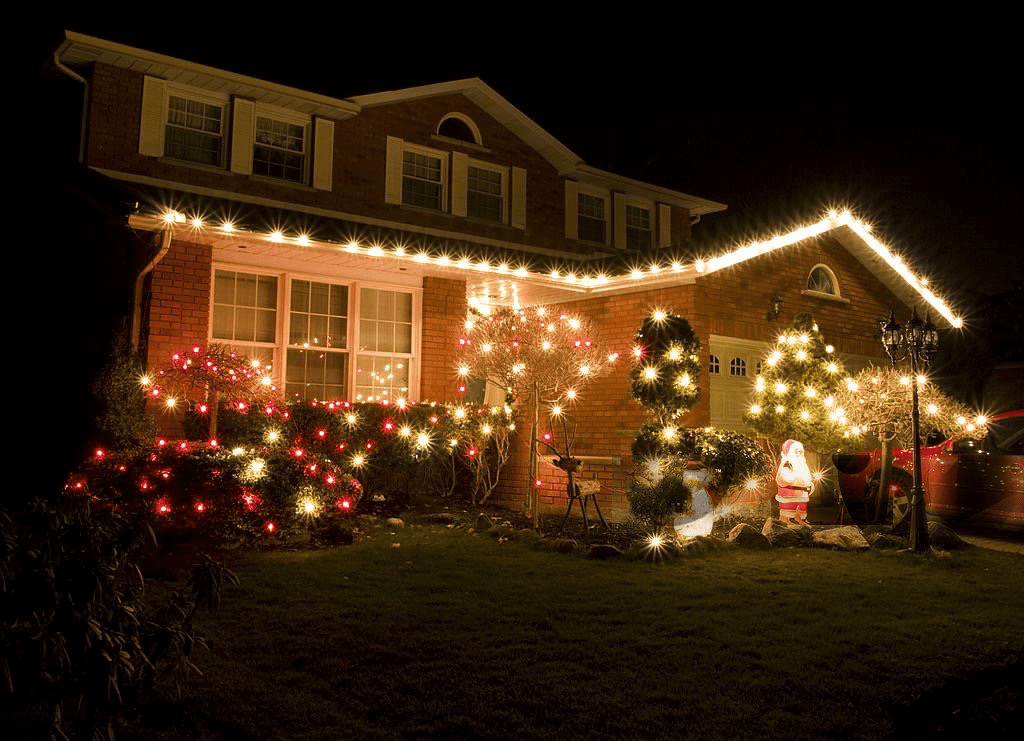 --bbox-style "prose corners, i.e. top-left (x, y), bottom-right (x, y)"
top-left (378, 291), bottom-right (394, 321)
top-left (290, 313), bottom-right (309, 345)
top-left (214, 272), bottom-right (234, 304)
top-left (395, 323), bottom-right (412, 354)
top-left (256, 309), bottom-right (276, 343)
top-left (361, 319), bottom-right (375, 349)
top-left (395, 292), bottom-right (412, 321)
top-left (309, 282), bottom-right (330, 315)
top-left (330, 285), bottom-right (348, 316)
top-left (257, 276), bottom-right (277, 308)
top-left (212, 305), bottom-right (233, 339)
top-left (291, 280), bottom-right (309, 312)
top-left (361, 289), bottom-right (378, 319)
top-left (329, 317), bottom-right (347, 349)
top-left (236, 274), bottom-right (257, 306)
top-left (235, 307), bottom-right (255, 341)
